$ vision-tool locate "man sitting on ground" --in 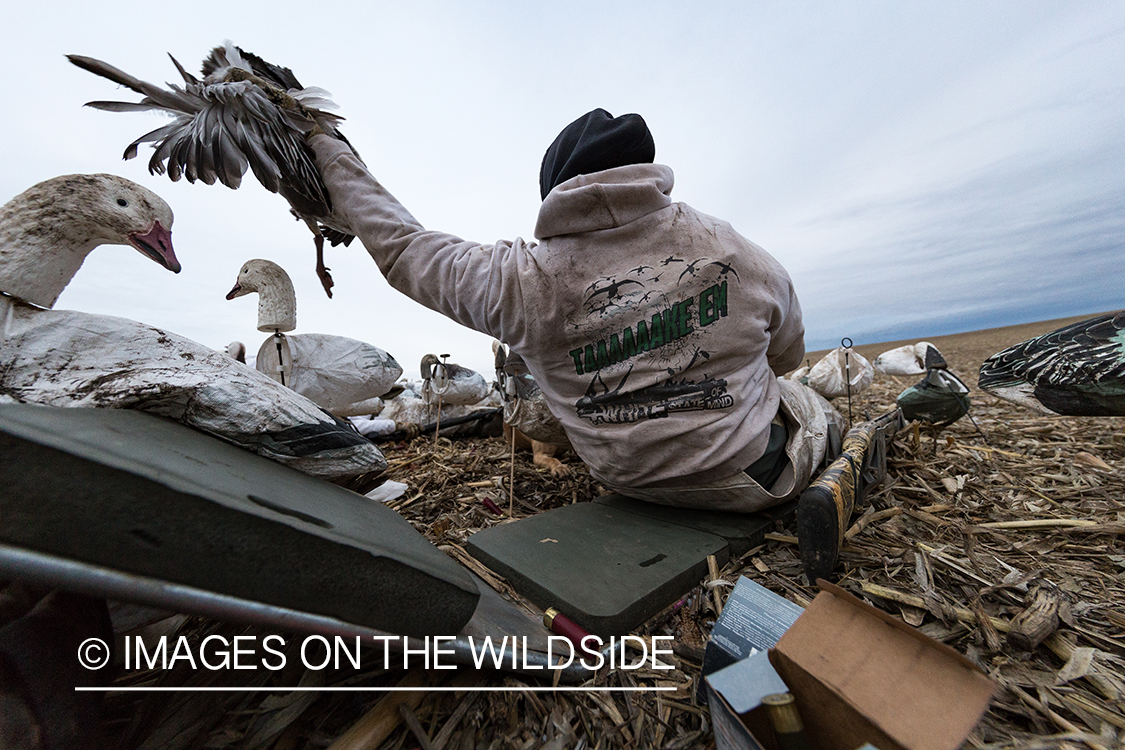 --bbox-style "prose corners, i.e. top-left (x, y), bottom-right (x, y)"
top-left (309, 108), bottom-right (842, 511)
